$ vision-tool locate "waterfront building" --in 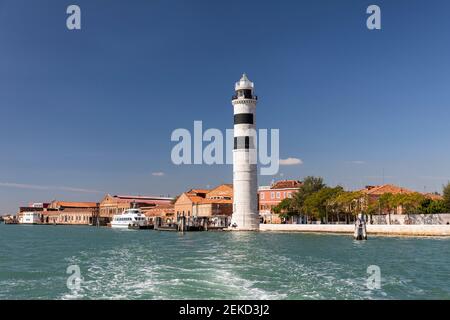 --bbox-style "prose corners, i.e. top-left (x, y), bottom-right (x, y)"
top-left (141, 204), bottom-right (175, 224)
top-left (362, 184), bottom-right (414, 201)
top-left (174, 184), bottom-right (233, 219)
top-left (17, 201), bottom-right (98, 225)
top-left (195, 199), bottom-right (233, 217)
top-left (360, 184), bottom-right (443, 215)
top-left (186, 189), bottom-right (209, 198)
top-left (17, 203), bottom-right (50, 224)
top-left (206, 184), bottom-right (233, 200)
top-left (230, 74), bottom-right (259, 230)
top-left (45, 201), bottom-right (99, 225)
top-left (258, 180), bottom-right (302, 223)
top-left (19, 212), bottom-right (42, 224)
top-left (99, 194), bottom-right (173, 224)
top-left (175, 191), bottom-right (205, 218)
top-left (1, 214), bottom-right (17, 224)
